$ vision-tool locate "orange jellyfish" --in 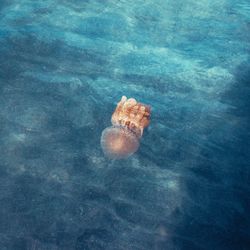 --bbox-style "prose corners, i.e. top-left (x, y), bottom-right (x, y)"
top-left (101, 96), bottom-right (151, 159)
